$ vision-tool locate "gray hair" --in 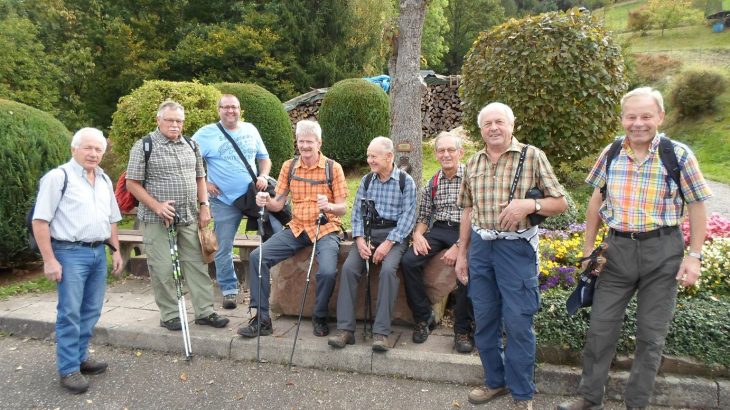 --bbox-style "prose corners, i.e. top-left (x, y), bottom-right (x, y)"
top-left (71, 127), bottom-right (107, 151)
top-left (295, 120), bottom-right (322, 141)
top-left (156, 100), bottom-right (185, 118)
top-left (621, 87), bottom-right (664, 113)
top-left (369, 136), bottom-right (394, 154)
top-left (477, 102), bottom-right (515, 127)
top-left (434, 131), bottom-right (463, 150)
